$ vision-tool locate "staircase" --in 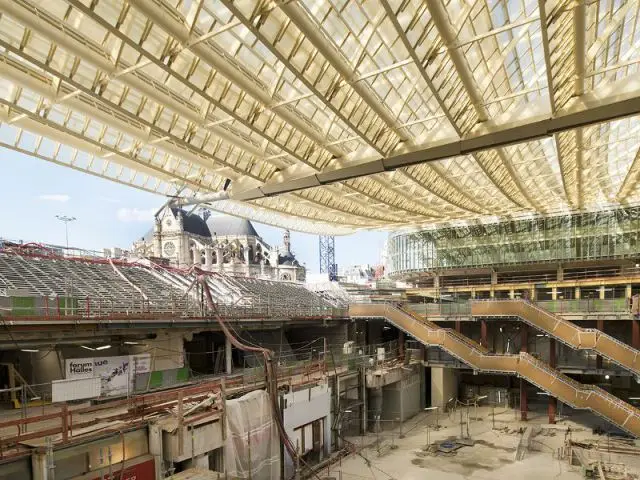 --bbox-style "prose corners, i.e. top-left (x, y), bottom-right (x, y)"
top-left (472, 300), bottom-right (640, 375)
top-left (349, 303), bottom-right (640, 437)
